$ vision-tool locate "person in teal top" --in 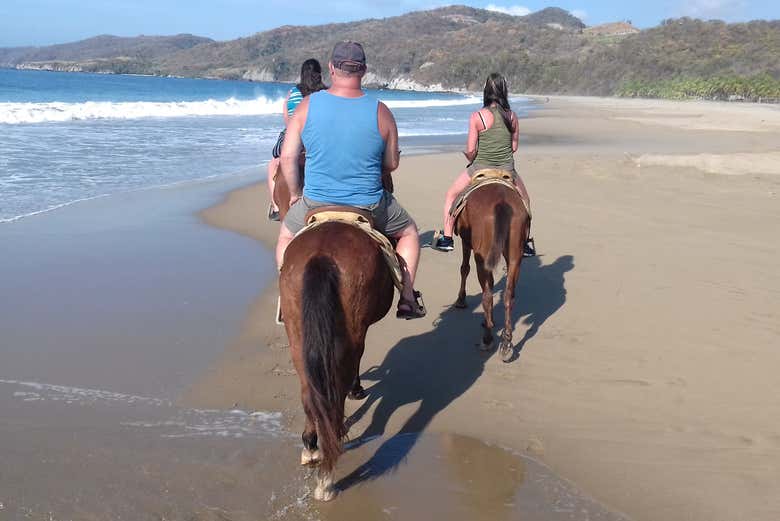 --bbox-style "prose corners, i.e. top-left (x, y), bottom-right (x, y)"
top-left (266, 59), bottom-right (327, 220)
top-left (434, 73), bottom-right (535, 256)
